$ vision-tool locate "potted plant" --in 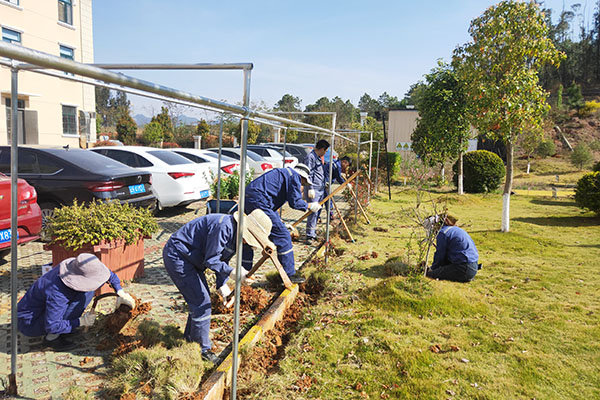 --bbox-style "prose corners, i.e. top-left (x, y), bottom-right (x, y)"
top-left (44, 200), bottom-right (159, 294)
top-left (206, 170), bottom-right (253, 214)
